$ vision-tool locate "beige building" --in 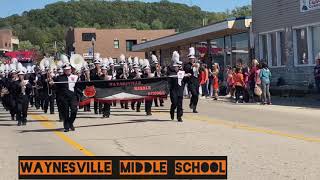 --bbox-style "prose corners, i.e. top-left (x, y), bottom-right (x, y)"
top-left (65, 28), bottom-right (176, 60)
top-left (0, 29), bottom-right (19, 55)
